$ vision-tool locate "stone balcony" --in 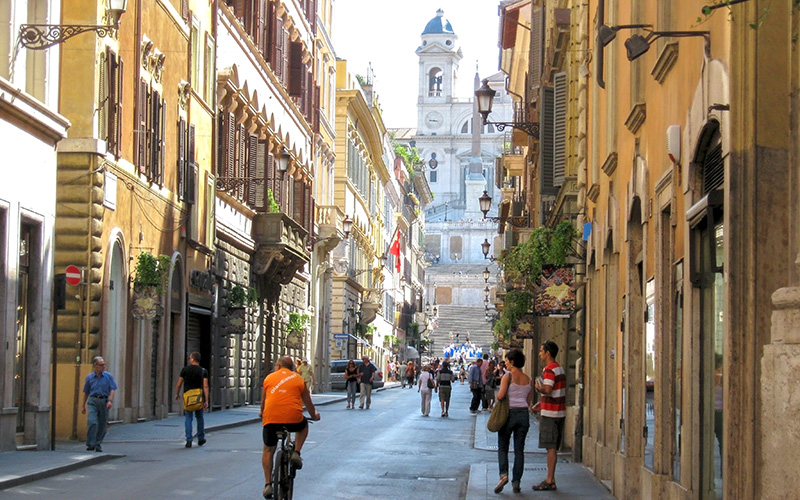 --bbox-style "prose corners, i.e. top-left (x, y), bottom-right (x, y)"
top-left (251, 212), bottom-right (309, 285)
